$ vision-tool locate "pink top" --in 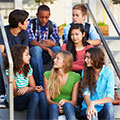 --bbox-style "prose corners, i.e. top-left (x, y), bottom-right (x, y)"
top-left (61, 44), bottom-right (93, 71)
